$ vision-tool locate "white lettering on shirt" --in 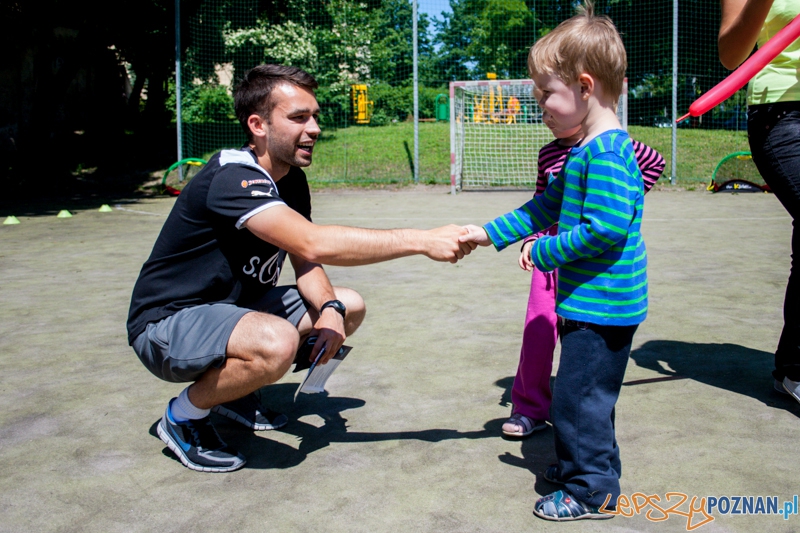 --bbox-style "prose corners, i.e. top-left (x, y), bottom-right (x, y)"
top-left (242, 253), bottom-right (283, 285)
